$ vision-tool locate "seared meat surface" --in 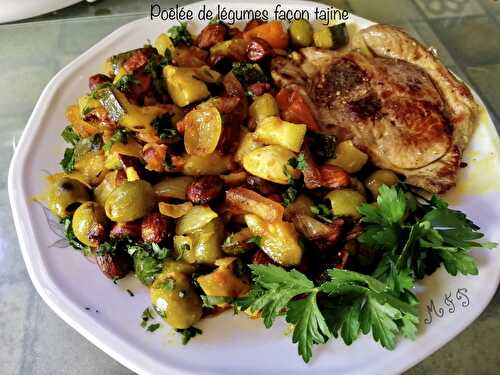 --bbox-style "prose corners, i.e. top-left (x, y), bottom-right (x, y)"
top-left (271, 24), bottom-right (478, 193)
